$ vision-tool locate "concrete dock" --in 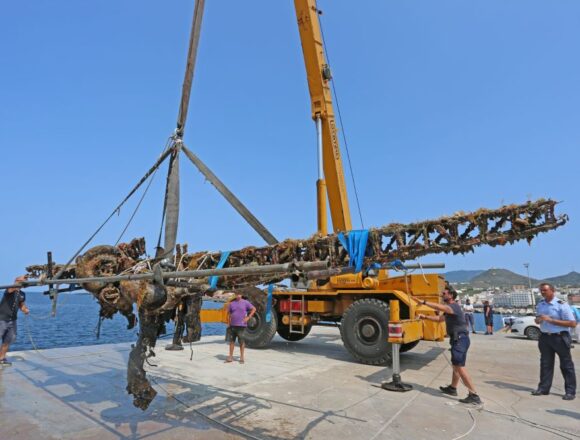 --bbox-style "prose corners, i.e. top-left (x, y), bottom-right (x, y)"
top-left (1, 327), bottom-right (578, 439)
